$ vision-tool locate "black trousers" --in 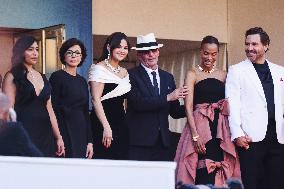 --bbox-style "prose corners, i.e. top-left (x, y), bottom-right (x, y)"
top-left (129, 133), bottom-right (172, 161)
top-left (238, 119), bottom-right (284, 189)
